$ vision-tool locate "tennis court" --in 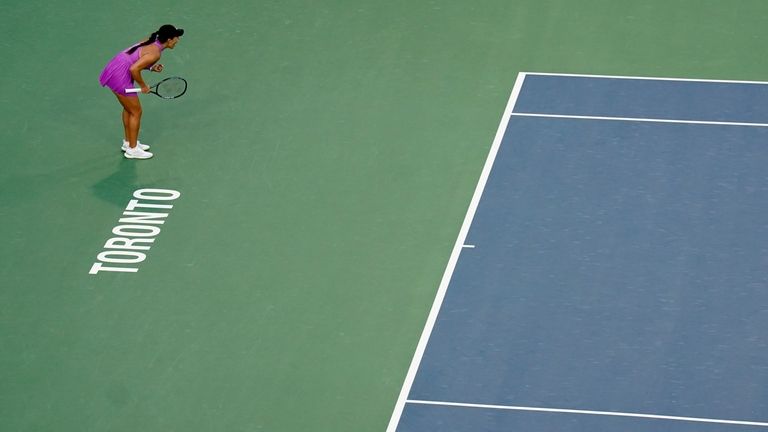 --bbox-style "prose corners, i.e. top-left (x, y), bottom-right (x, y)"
top-left (389, 73), bottom-right (768, 431)
top-left (2, 2), bottom-right (768, 431)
